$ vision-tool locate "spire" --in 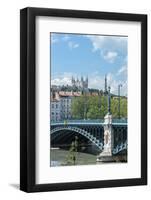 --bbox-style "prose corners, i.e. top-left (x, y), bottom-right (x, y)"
top-left (71, 76), bottom-right (75, 87)
top-left (86, 75), bottom-right (88, 88)
top-left (105, 74), bottom-right (107, 93)
top-left (107, 86), bottom-right (111, 114)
